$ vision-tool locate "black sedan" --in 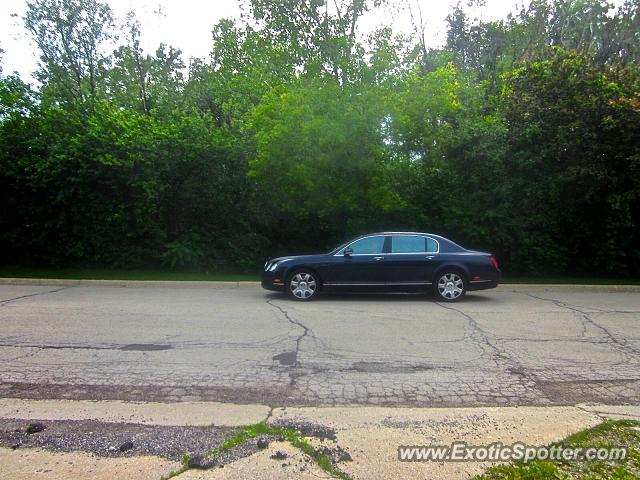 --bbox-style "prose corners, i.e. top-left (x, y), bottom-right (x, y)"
top-left (261, 232), bottom-right (500, 301)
